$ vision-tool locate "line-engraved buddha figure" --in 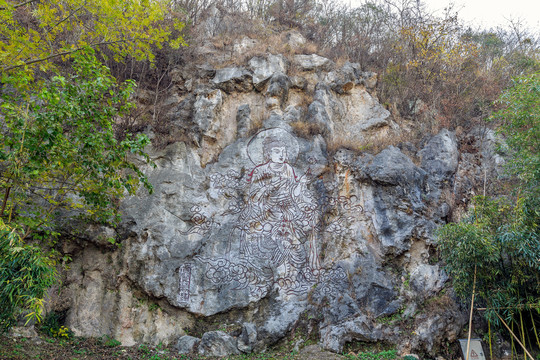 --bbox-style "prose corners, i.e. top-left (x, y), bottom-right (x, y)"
top-left (237, 133), bottom-right (320, 286)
